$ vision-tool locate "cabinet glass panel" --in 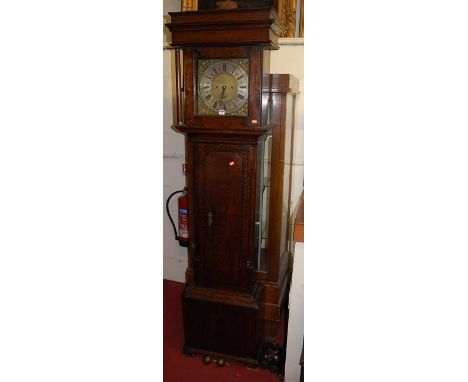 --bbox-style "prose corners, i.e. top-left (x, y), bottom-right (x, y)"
top-left (279, 94), bottom-right (295, 257)
top-left (257, 133), bottom-right (272, 271)
top-left (263, 91), bottom-right (273, 126)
